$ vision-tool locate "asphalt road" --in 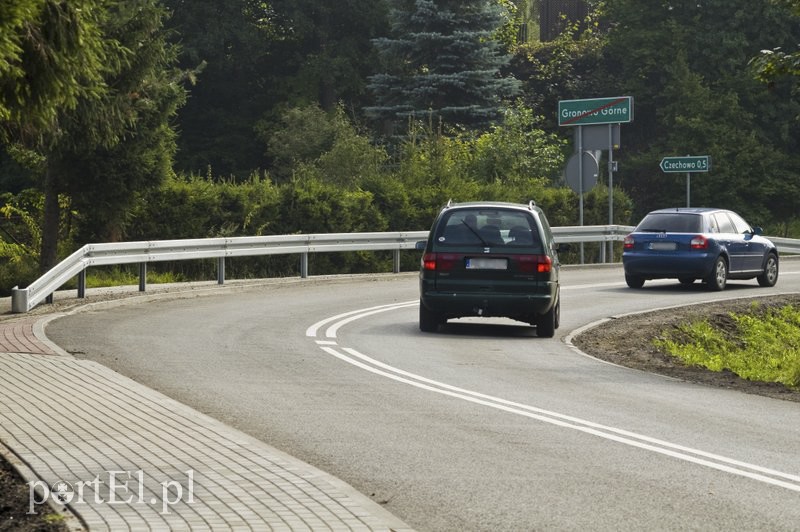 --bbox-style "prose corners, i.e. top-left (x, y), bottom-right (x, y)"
top-left (47, 264), bottom-right (800, 531)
